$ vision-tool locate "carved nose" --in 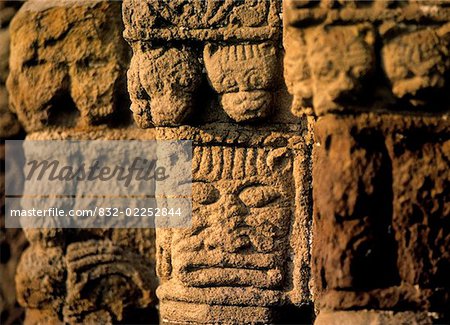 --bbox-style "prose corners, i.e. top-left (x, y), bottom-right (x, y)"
top-left (223, 196), bottom-right (248, 217)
